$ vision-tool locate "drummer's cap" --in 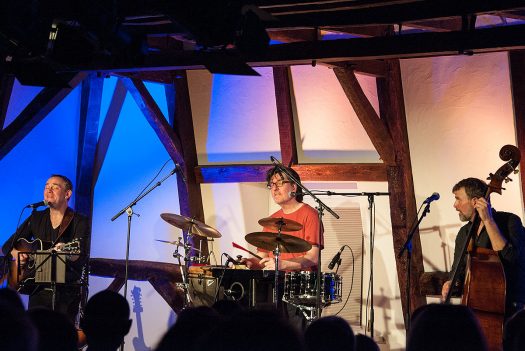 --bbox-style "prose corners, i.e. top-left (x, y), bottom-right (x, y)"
top-left (266, 166), bottom-right (303, 203)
